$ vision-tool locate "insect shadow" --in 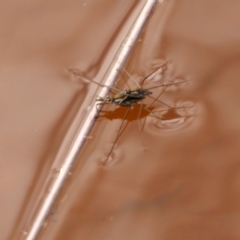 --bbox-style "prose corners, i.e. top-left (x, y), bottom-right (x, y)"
top-left (68, 61), bottom-right (190, 164)
top-left (98, 103), bottom-right (186, 122)
top-left (98, 104), bottom-right (155, 121)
